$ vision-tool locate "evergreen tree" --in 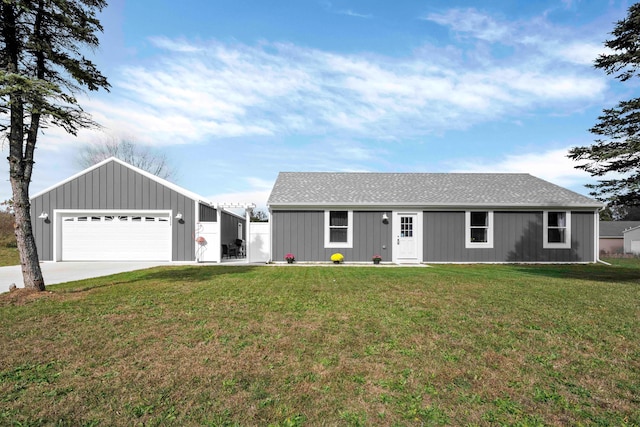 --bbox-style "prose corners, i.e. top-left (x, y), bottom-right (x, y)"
top-left (568, 3), bottom-right (640, 207)
top-left (1, 0), bottom-right (110, 290)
